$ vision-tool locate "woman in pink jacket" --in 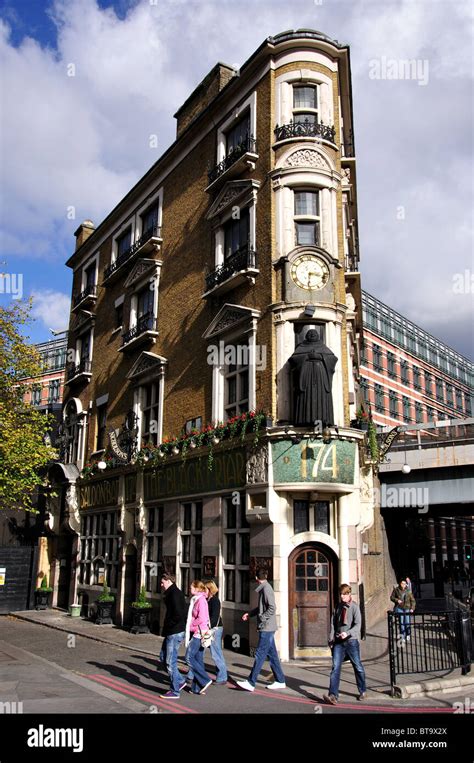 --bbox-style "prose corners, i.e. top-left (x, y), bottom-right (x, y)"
top-left (184, 581), bottom-right (212, 695)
